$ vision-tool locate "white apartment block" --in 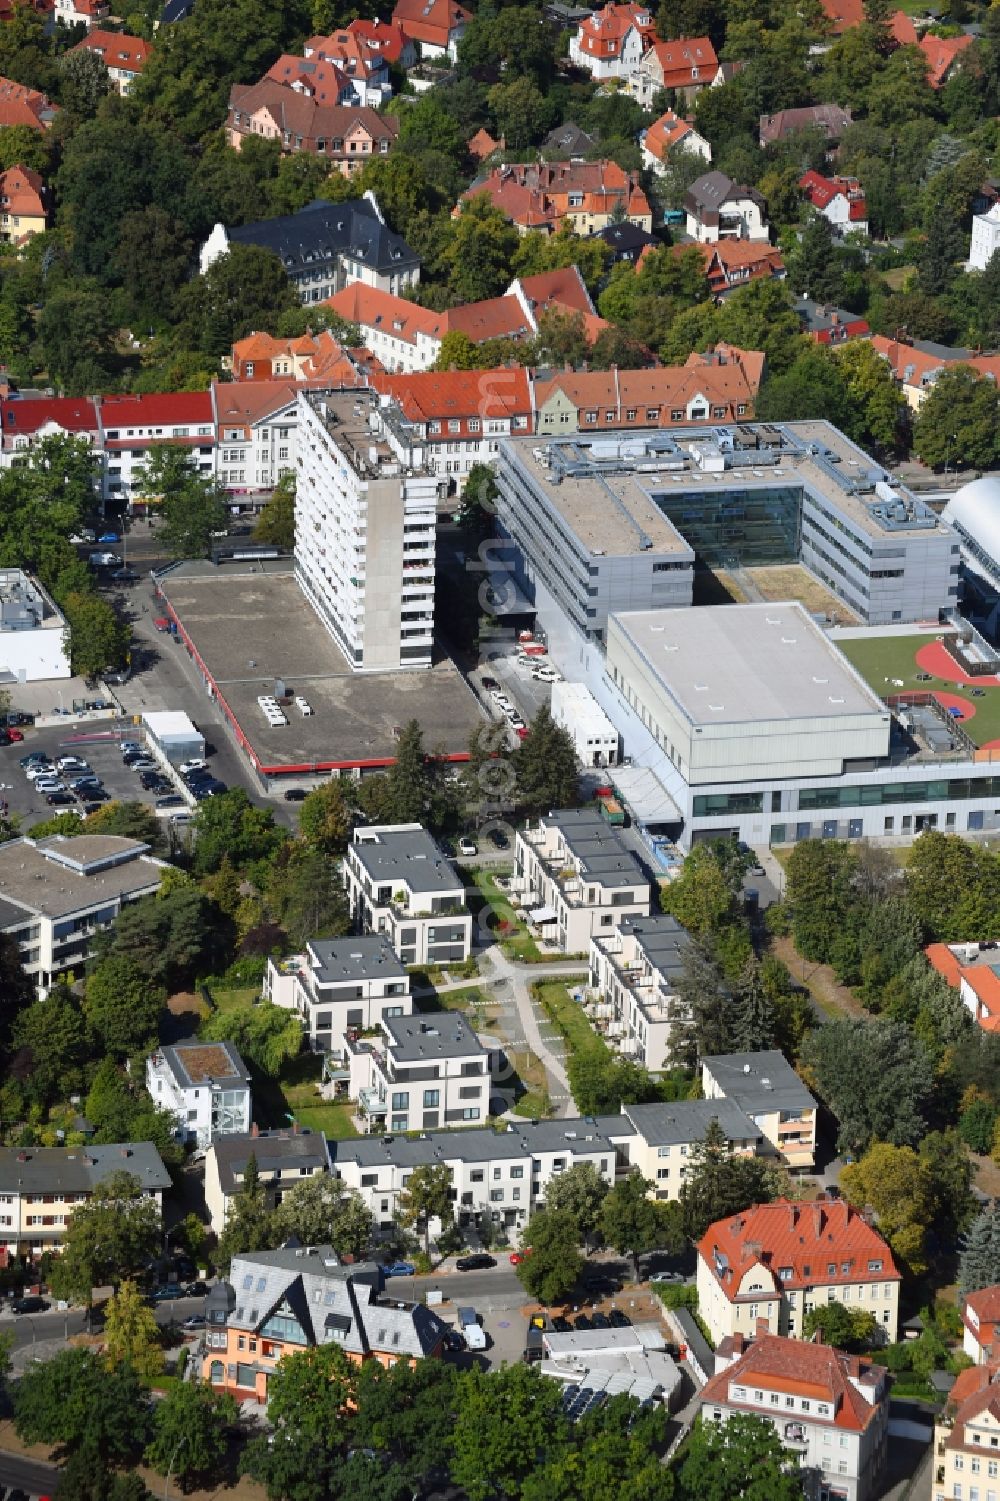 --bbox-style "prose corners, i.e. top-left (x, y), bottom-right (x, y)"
top-left (146, 1041), bottom-right (252, 1149)
top-left (0, 835), bottom-right (166, 996)
top-left (701, 1050), bottom-right (818, 1170)
top-left (0, 569), bottom-right (71, 682)
top-left (351, 1011), bottom-right (492, 1134)
top-left (513, 807), bottom-right (652, 954)
top-left (0, 1143), bottom-right (170, 1260)
top-left (696, 1198), bottom-right (901, 1347)
top-left (295, 389), bottom-right (437, 671)
top-left (701, 1333), bottom-right (890, 1501)
top-left (343, 823), bottom-right (472, 967)
top-left (620, 1100), bottom-right (762, 1202)
top-left (969, 202), bottom-right (1000, 272)
top-left (588, 913), bottom-right (693, 1071)
top-left (265, 934), bottom-right (413, 1053)
top-left (331, 1115), bottom-right (631, 1234)
top-left (550, 681), bottom-right (620, 769)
